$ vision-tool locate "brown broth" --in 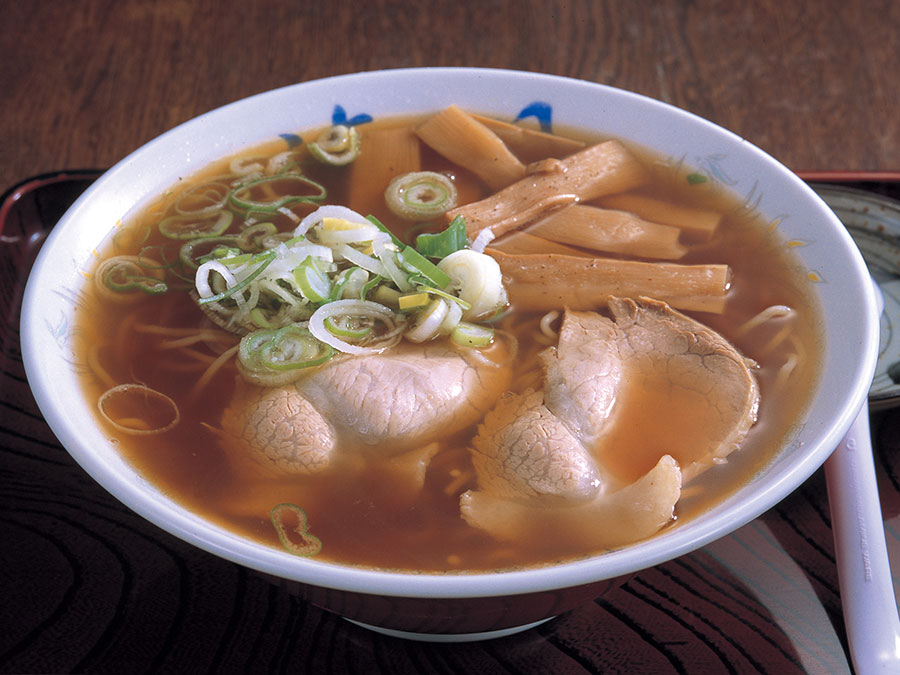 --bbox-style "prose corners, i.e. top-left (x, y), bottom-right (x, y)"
top-left (74, 113), bottom-right (824, 572)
